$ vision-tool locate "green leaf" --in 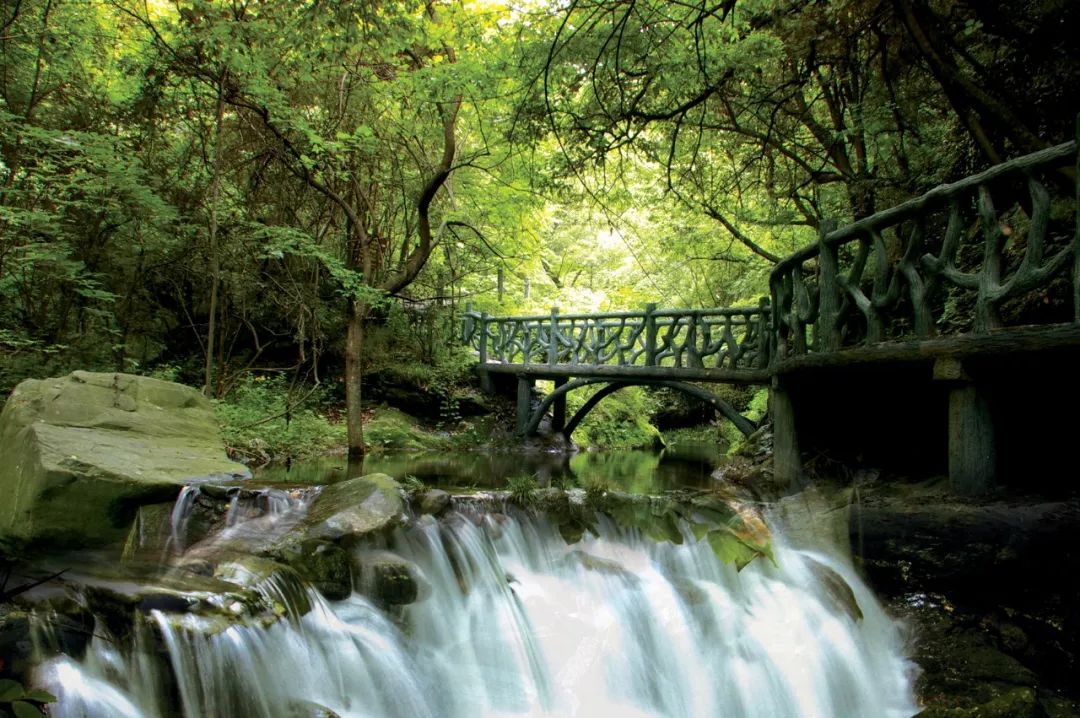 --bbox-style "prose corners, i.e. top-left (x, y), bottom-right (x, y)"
top-left (705, 528), bottom-right (760, 571)
top-left (0, 680), bottom-right (23, 702)
top-left (22, 690), bottom-right (56, 704)
top-left (11, 701), bottom-right (43, 718)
